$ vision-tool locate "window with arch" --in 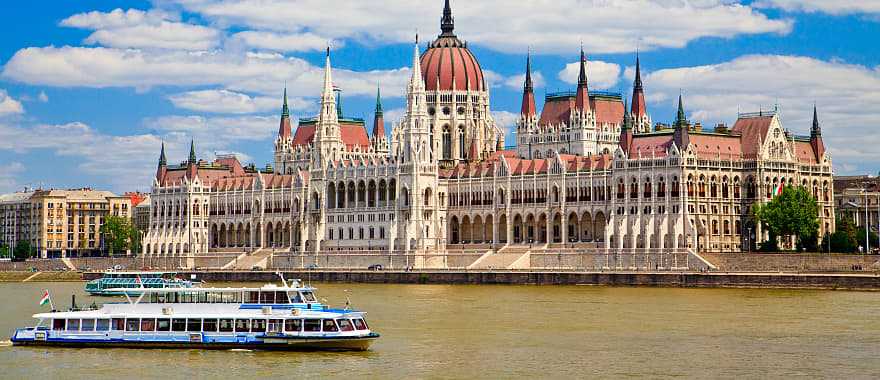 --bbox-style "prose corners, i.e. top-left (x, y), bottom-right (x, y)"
top-left (442, 126), bottom-right (451, 159)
